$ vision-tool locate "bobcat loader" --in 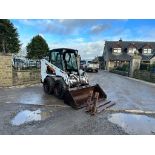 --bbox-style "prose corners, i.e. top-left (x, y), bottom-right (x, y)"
top-left (41, 48), bottom-right (114, 111)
